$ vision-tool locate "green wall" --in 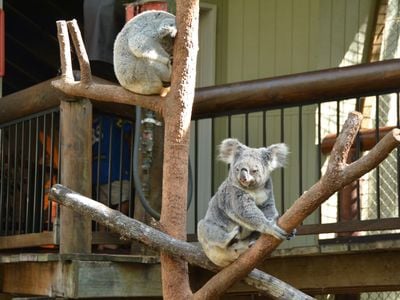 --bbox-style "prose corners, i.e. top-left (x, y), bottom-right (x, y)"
top-left (193, 0), bottom-right (377, 247)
